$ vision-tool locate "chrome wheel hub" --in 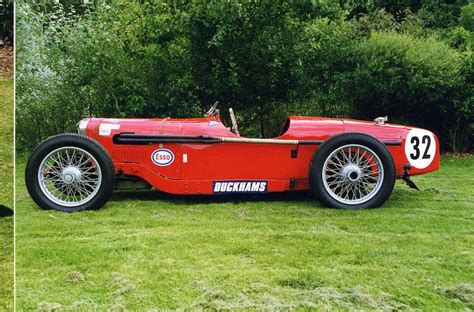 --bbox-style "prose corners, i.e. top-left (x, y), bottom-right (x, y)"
top-left (342, 164), bottom-right (362, 182)
top-left (61, 166), bottom-right (81, 184)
